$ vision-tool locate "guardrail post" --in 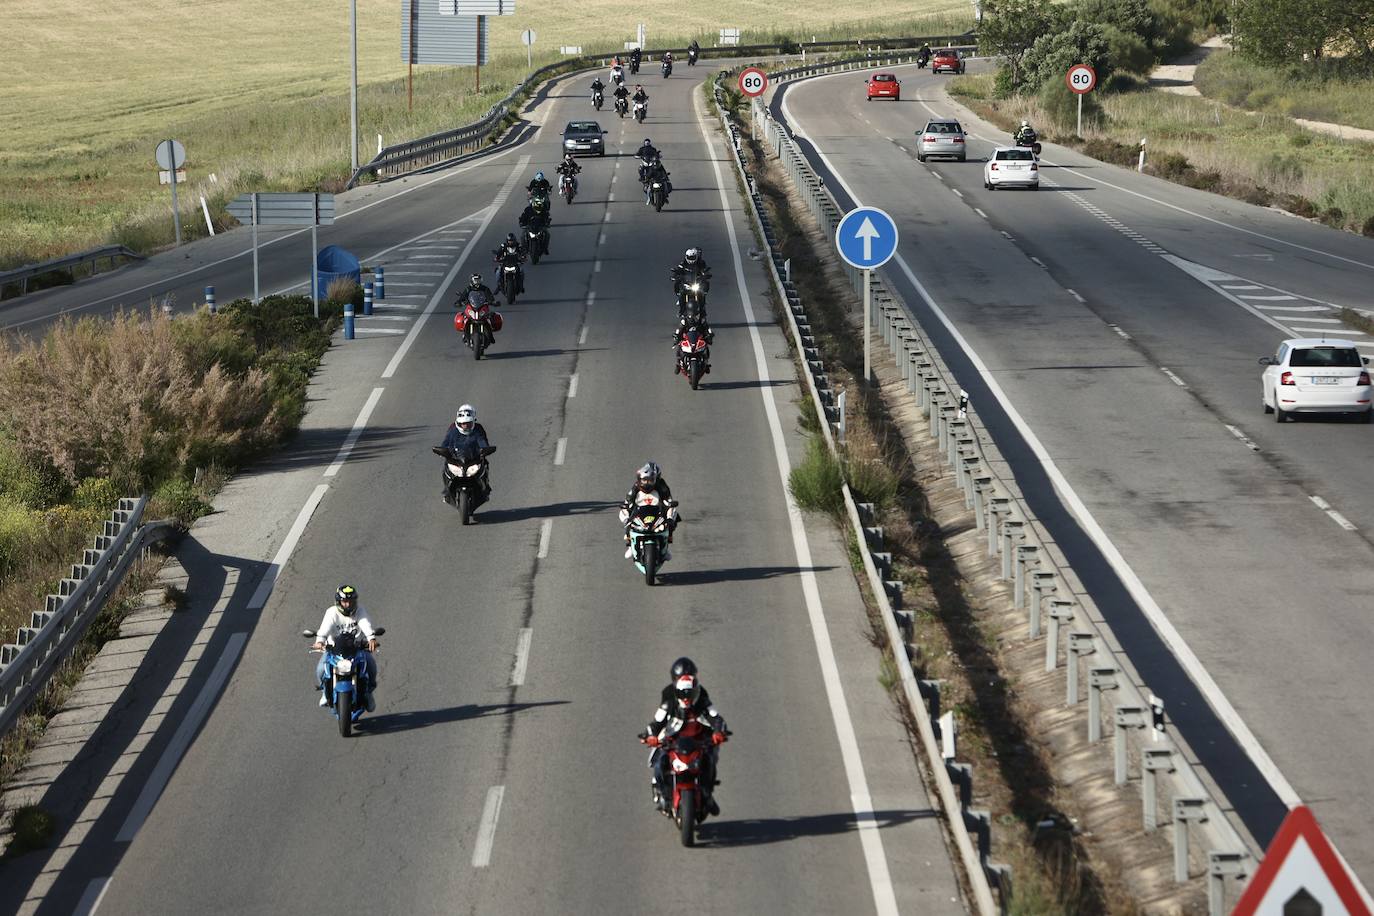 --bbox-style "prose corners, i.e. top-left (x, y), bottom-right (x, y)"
top-left (1030, 572), bottom-right (1056, 637)
top-left (344, 300), bottom-right (355, 340)
top-left (1172, 799), bottom-right (1208, 882)
top-left (1113, 706), bottom-right (1147, 784)
top-left (205, 285), bottom-right (216, 314)
top-left (375, 266), bottom-right (385, 299)
top-left (1066, 629), bottom-right (1094, 695)
top-left (938, 405), bottom-right (957, 452)
top-left (836, 390), bottom-right (846, 444)
top-left (1000, 520), bottom-right (1024, 580)
top-left (1088, 666), bottom-right (1119, 742)
top-left (987, 499), bottom-right (1010, 555)
top-left (1142, 748), bottom-right (1175, 831)
top-left (972, 477), bottom-right (994, 530)
top-left (1207, 851), bottom-right (1247, 916)
top-left (1013, 544), bottom-right (1038, 609)
top-left (959, 453), bottom-right (980, 506)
